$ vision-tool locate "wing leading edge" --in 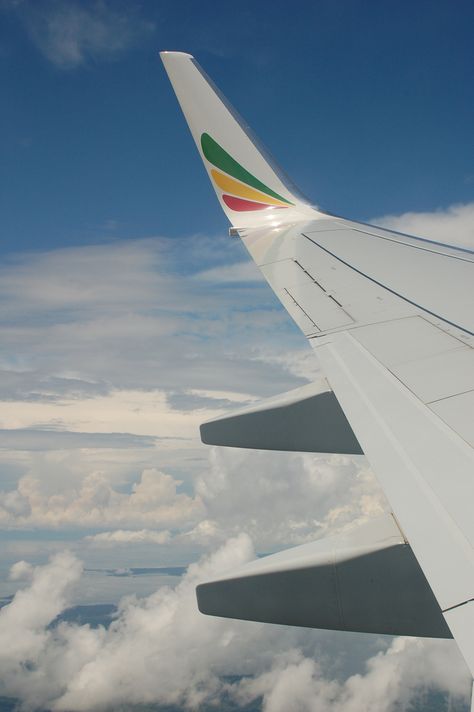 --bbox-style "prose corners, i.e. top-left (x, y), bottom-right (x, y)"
top-left (161, 52), bottom-right (474, 689)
